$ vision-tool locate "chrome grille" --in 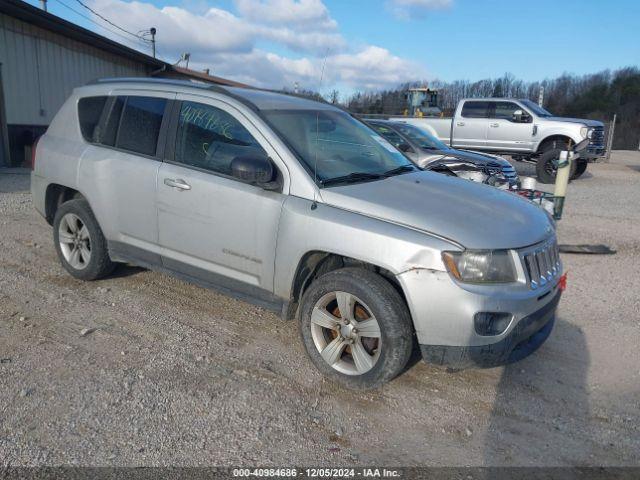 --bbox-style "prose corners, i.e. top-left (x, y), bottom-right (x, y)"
top-left (589, 126), bottom-right (605, 148)
top-left (522, 238), bottom-right (561, 290)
